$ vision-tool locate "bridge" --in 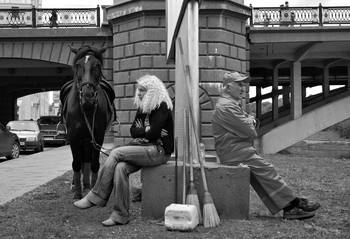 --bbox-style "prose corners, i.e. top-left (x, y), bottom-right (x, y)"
top-left (0, 1), bottom-right (349, 153)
